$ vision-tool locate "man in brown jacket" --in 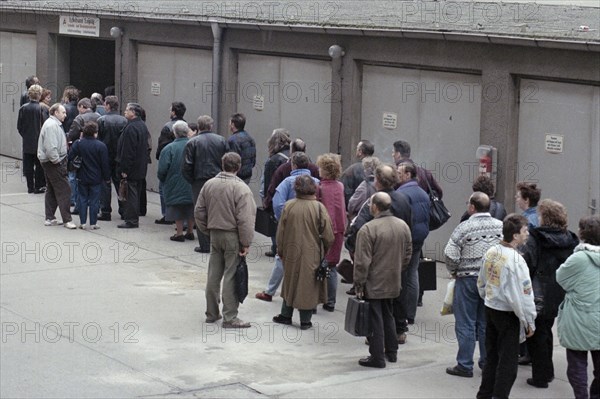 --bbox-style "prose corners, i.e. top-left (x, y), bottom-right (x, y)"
top-left (195, 152), bottom-right (256, 328)
top-left (354, 192), bottom-right (412, 368)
